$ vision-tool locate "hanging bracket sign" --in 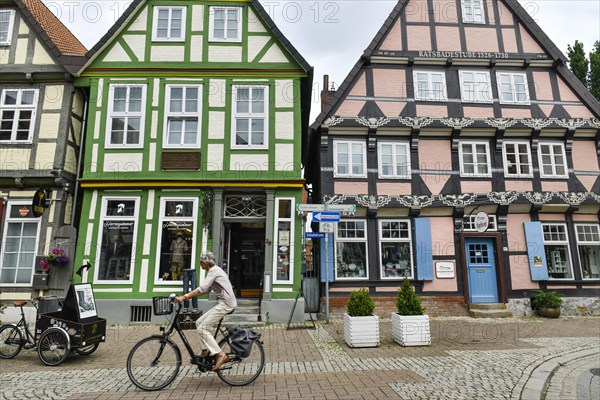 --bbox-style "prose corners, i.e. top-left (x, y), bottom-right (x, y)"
top-left (32, 189), bottom-right (48, 217)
